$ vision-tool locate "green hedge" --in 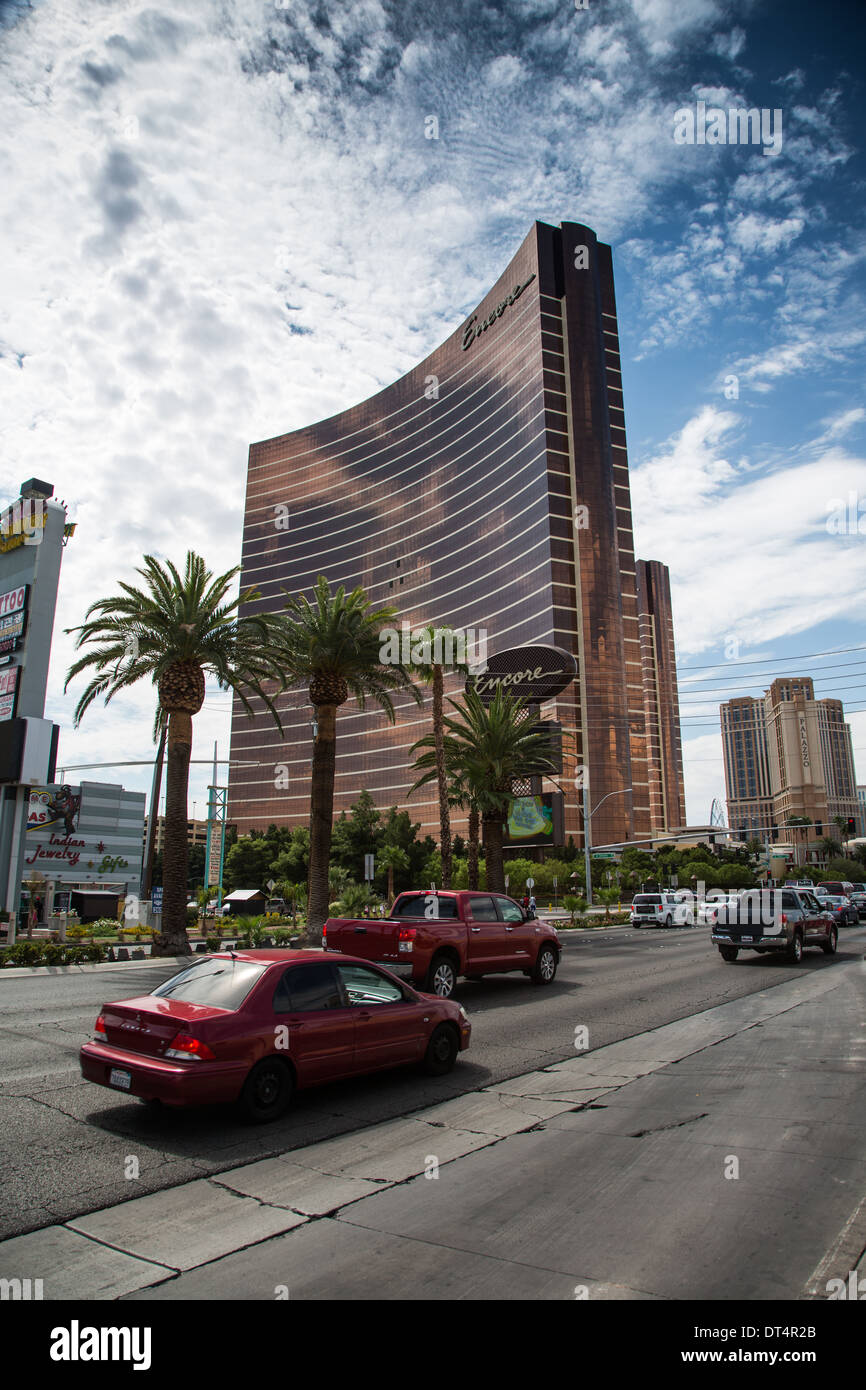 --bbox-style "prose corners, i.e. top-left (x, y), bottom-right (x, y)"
top-left (0, 941), bottom-right (109, 967)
